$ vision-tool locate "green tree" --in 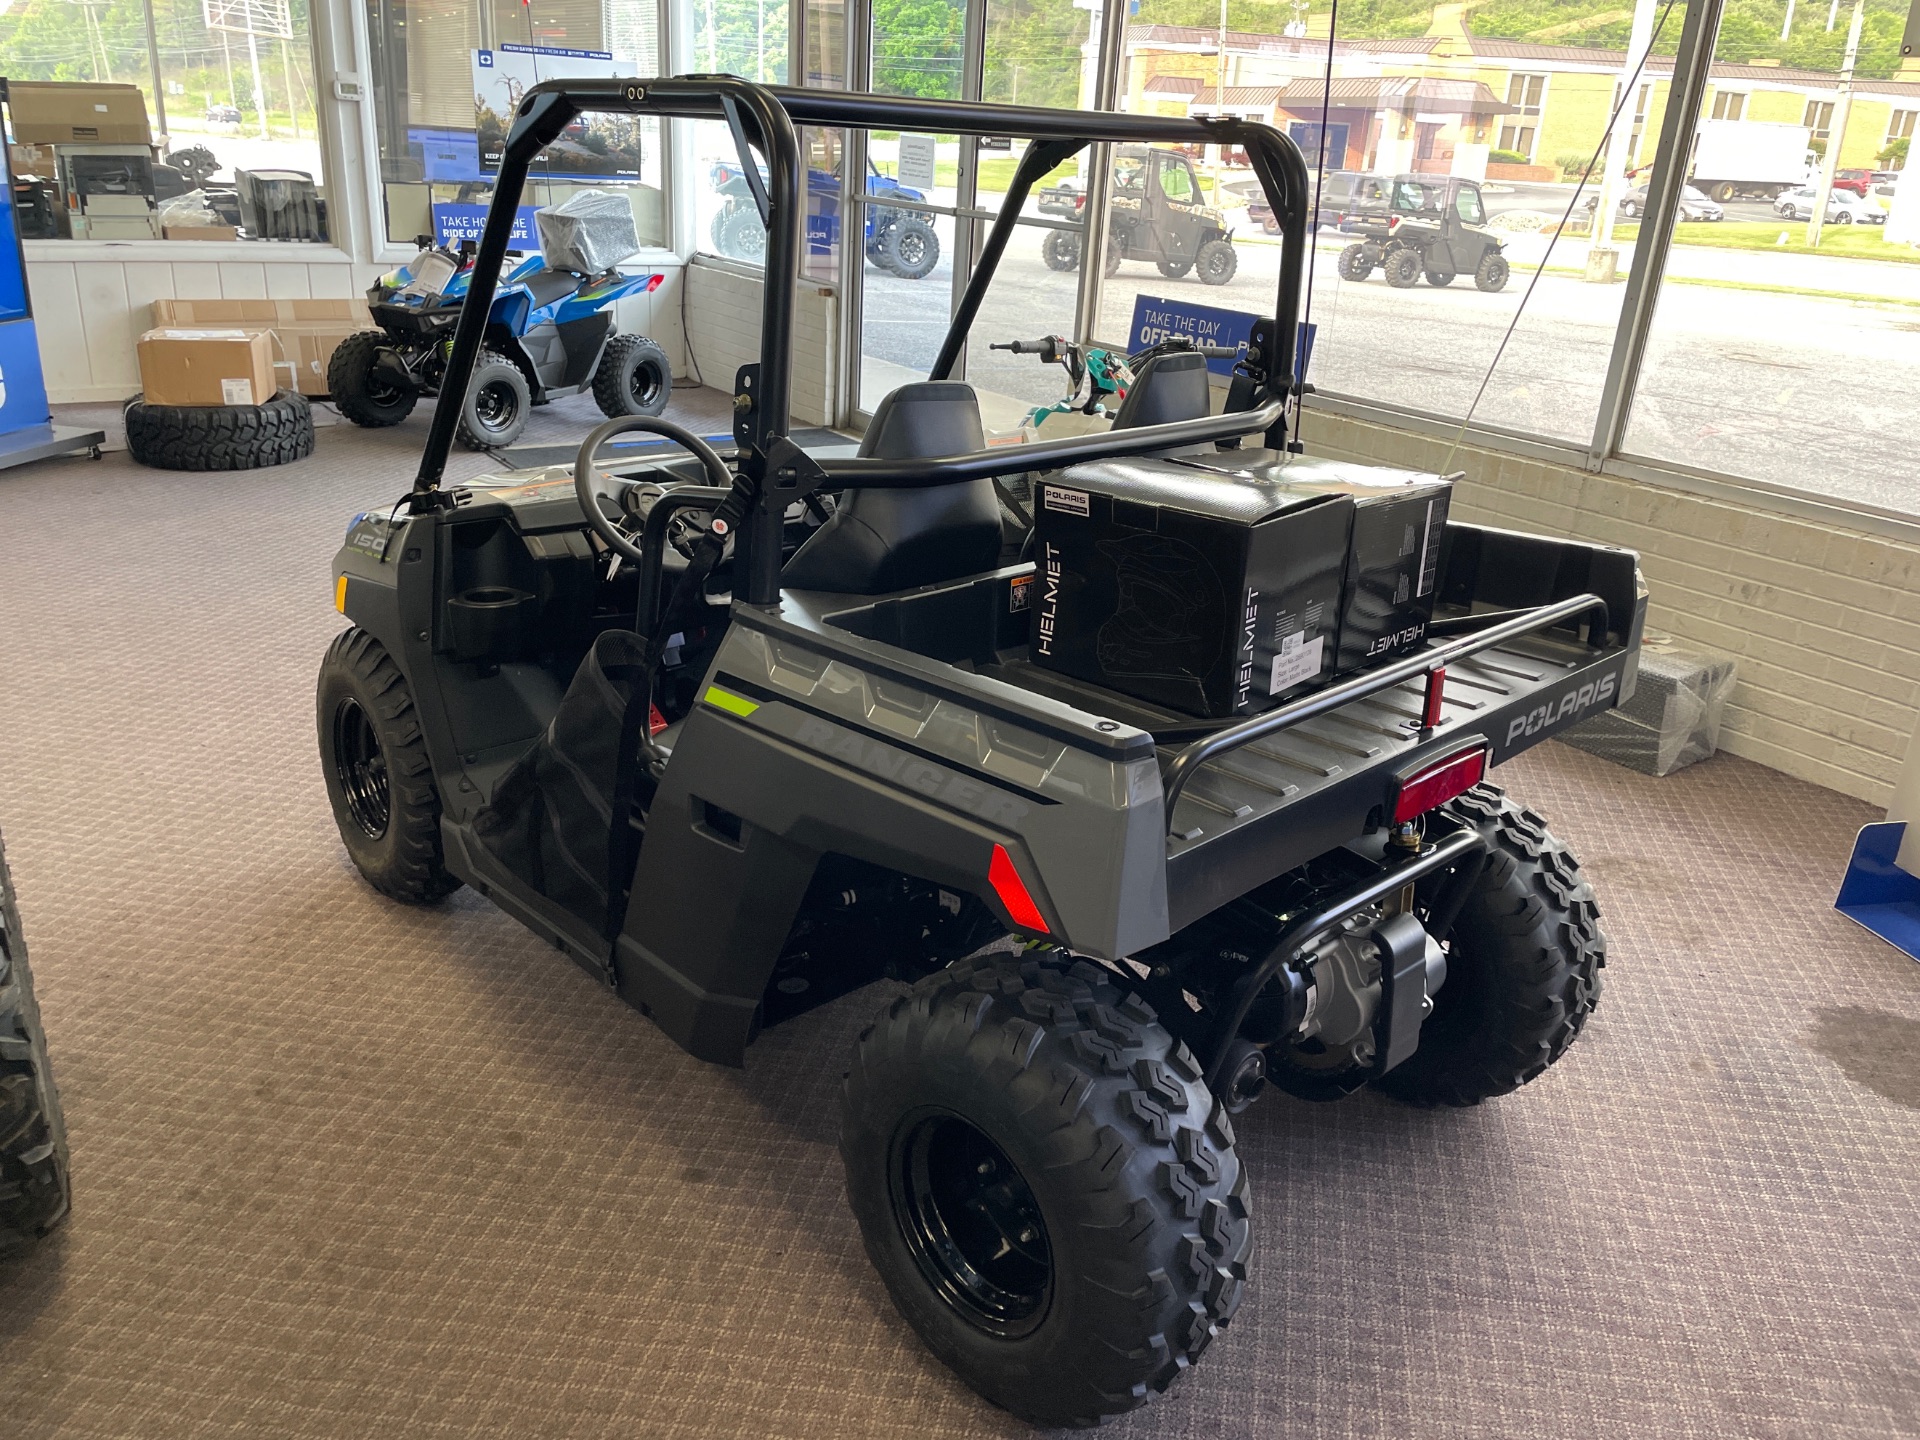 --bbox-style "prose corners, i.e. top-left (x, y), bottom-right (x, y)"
top-left (872, 0), bottom-right (965, 98)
